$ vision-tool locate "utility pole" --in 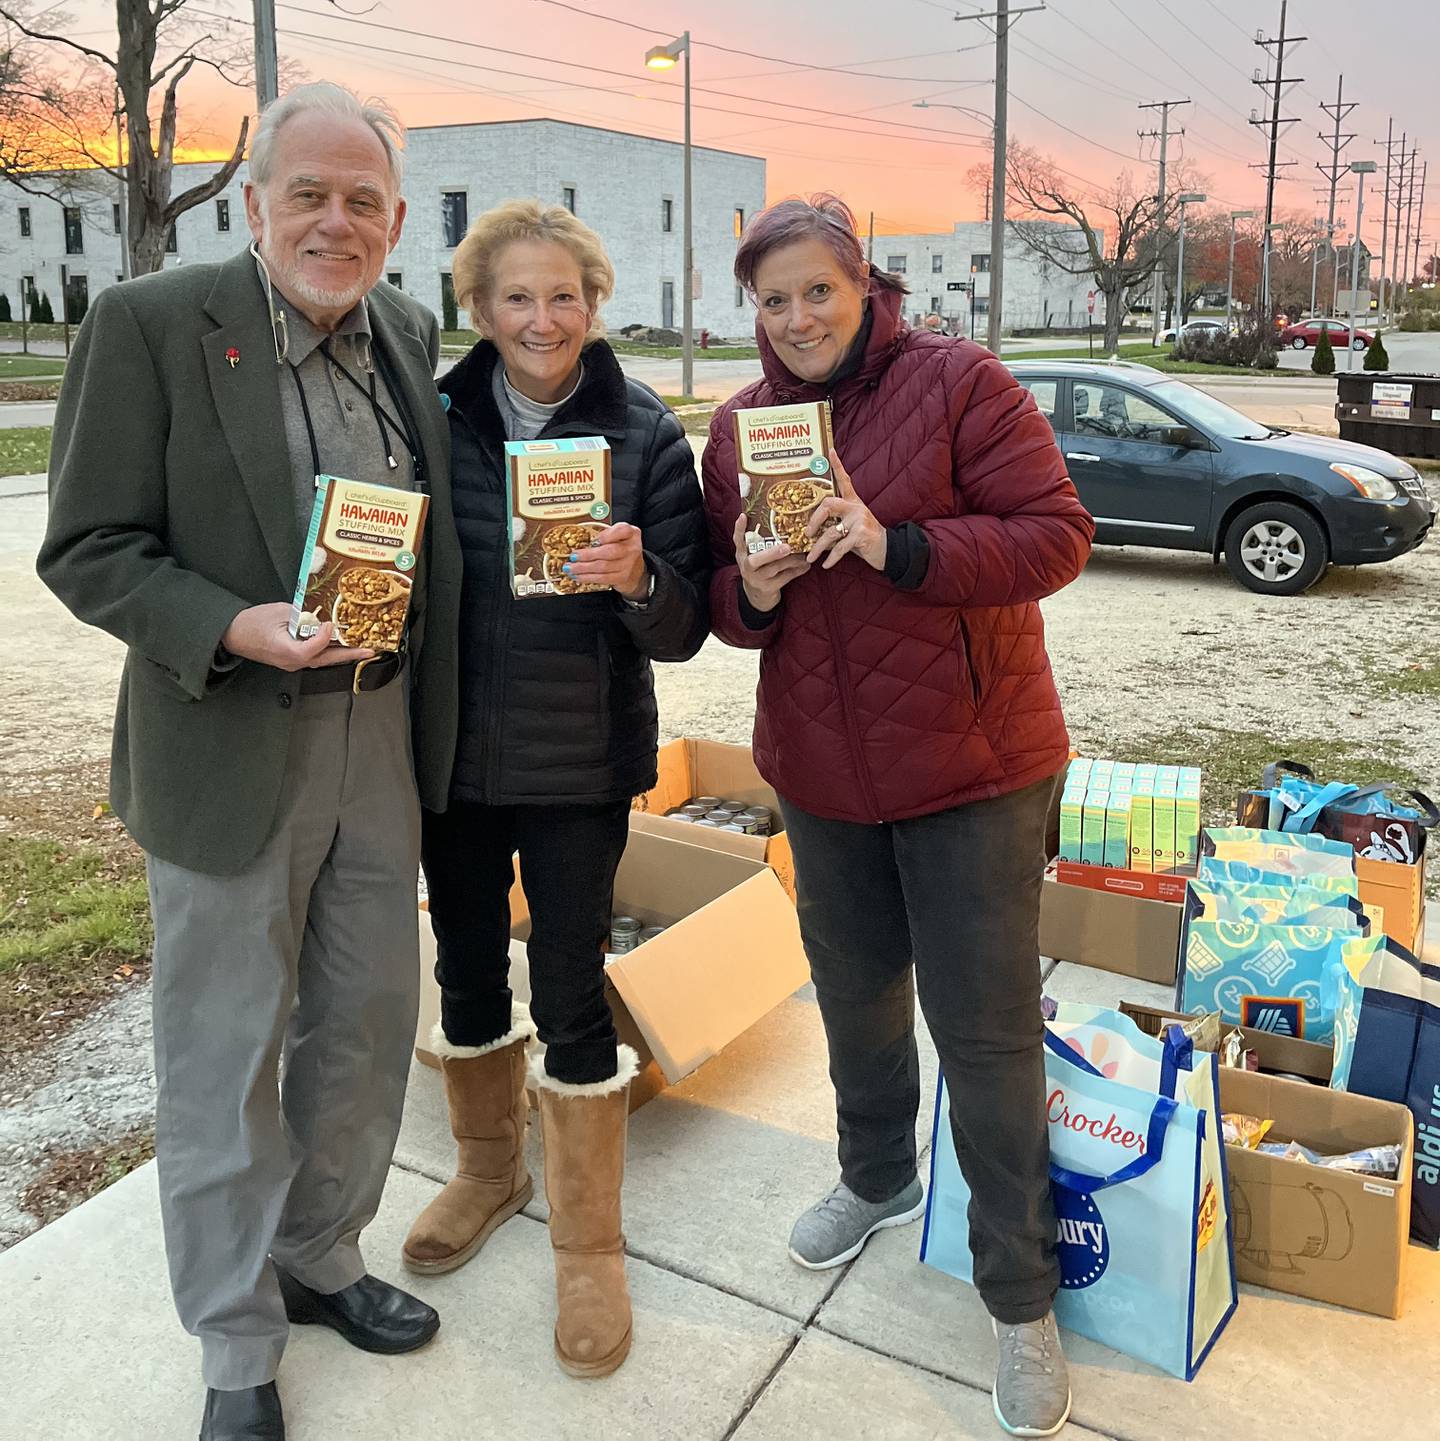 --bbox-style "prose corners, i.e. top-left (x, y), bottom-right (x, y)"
top-left (1375, 118), bottom-right (1394, 320)
top-left (254, 0), bottom-right (279, 110)
top-left (986, 0), bottom-right (1009, 355)
top-left (866, 211), bottom-right (875, 265)
top-left (1400, 148), bottom-right (1420, 310)
top-left (1412, 160), bottom-right (1428, 305)
top-left (1390, 137), bottom-right (1409, 314)
top-left (1314, 77), bottom-right (1356, 319)
top-left (1250, 1), bottom-right (1305, 326)
top-left (113, 85), bottom-right (130, 282)
top-left (1139, 98), bottom-right (1191, 344)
